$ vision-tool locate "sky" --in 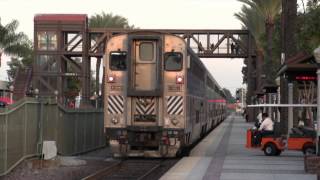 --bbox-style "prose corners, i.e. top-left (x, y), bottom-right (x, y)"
top-left (0, 0), bottom-right (245, 95)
